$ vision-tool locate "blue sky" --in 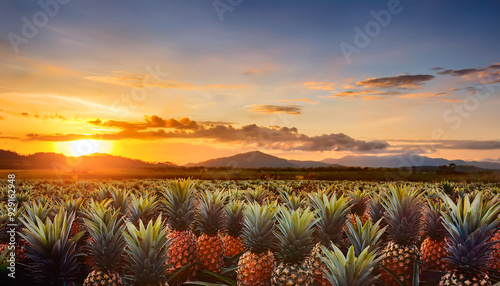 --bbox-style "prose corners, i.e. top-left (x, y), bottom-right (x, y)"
top-left (0, 0), bottom-right (499, 164)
